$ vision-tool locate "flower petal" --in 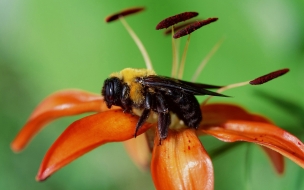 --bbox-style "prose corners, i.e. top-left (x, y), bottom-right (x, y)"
top-left (123, 133), bottom-right (152, 171)
top-left (201, 120), bottom-right (304, 168)
top-left (36, 109), bottom-right (153, 181)
top-left (201, 103), bottom-right (267, 126)
top-left (151, 129), bottom-right (214, 190)
top-left (201, 103), bottom-right (286, 173)
top-left (261, 146), bottom-right (284, 174)
top-left (11, 89), bottom-right (109, 152)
